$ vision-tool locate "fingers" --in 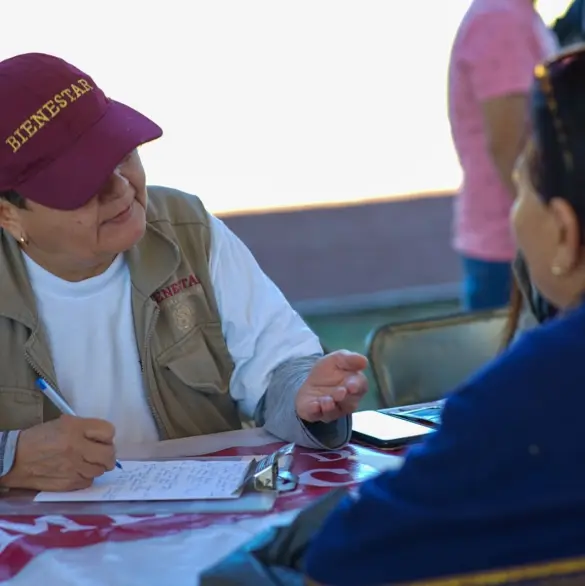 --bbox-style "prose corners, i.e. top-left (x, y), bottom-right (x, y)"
top-left (81, 418), bottom-right (116, 444)
top-left (301, 377), bottom-right (367, 422)
top-left (70, 476), bottom-right (94, 490)
top-left (297, 365), bottom-right (369, 423)
top-left (300, 400), bottom-right (322, 422)
top-left (77, 460), bottom-right (109, 480)
top-left (316, 396), bottom-right (345, 423)
top-left (316, 374), bottom-right (367, 403)
top-left (302, 398), bottom-right (345, 423)
top-left (318, 374), bottom-right (367, 417)
top-left (331, 350), bottom-right (368, 372)
top-left (344, 373), bottom-right (368, 396)
top-left (76, 438), bottom-right (116, 482)
top-left (318, 395), bottom-right (339, 414)
top-left (337, 394), bottom-right (361, 414)
top-left (82, 440), bottom-right (117, 472)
